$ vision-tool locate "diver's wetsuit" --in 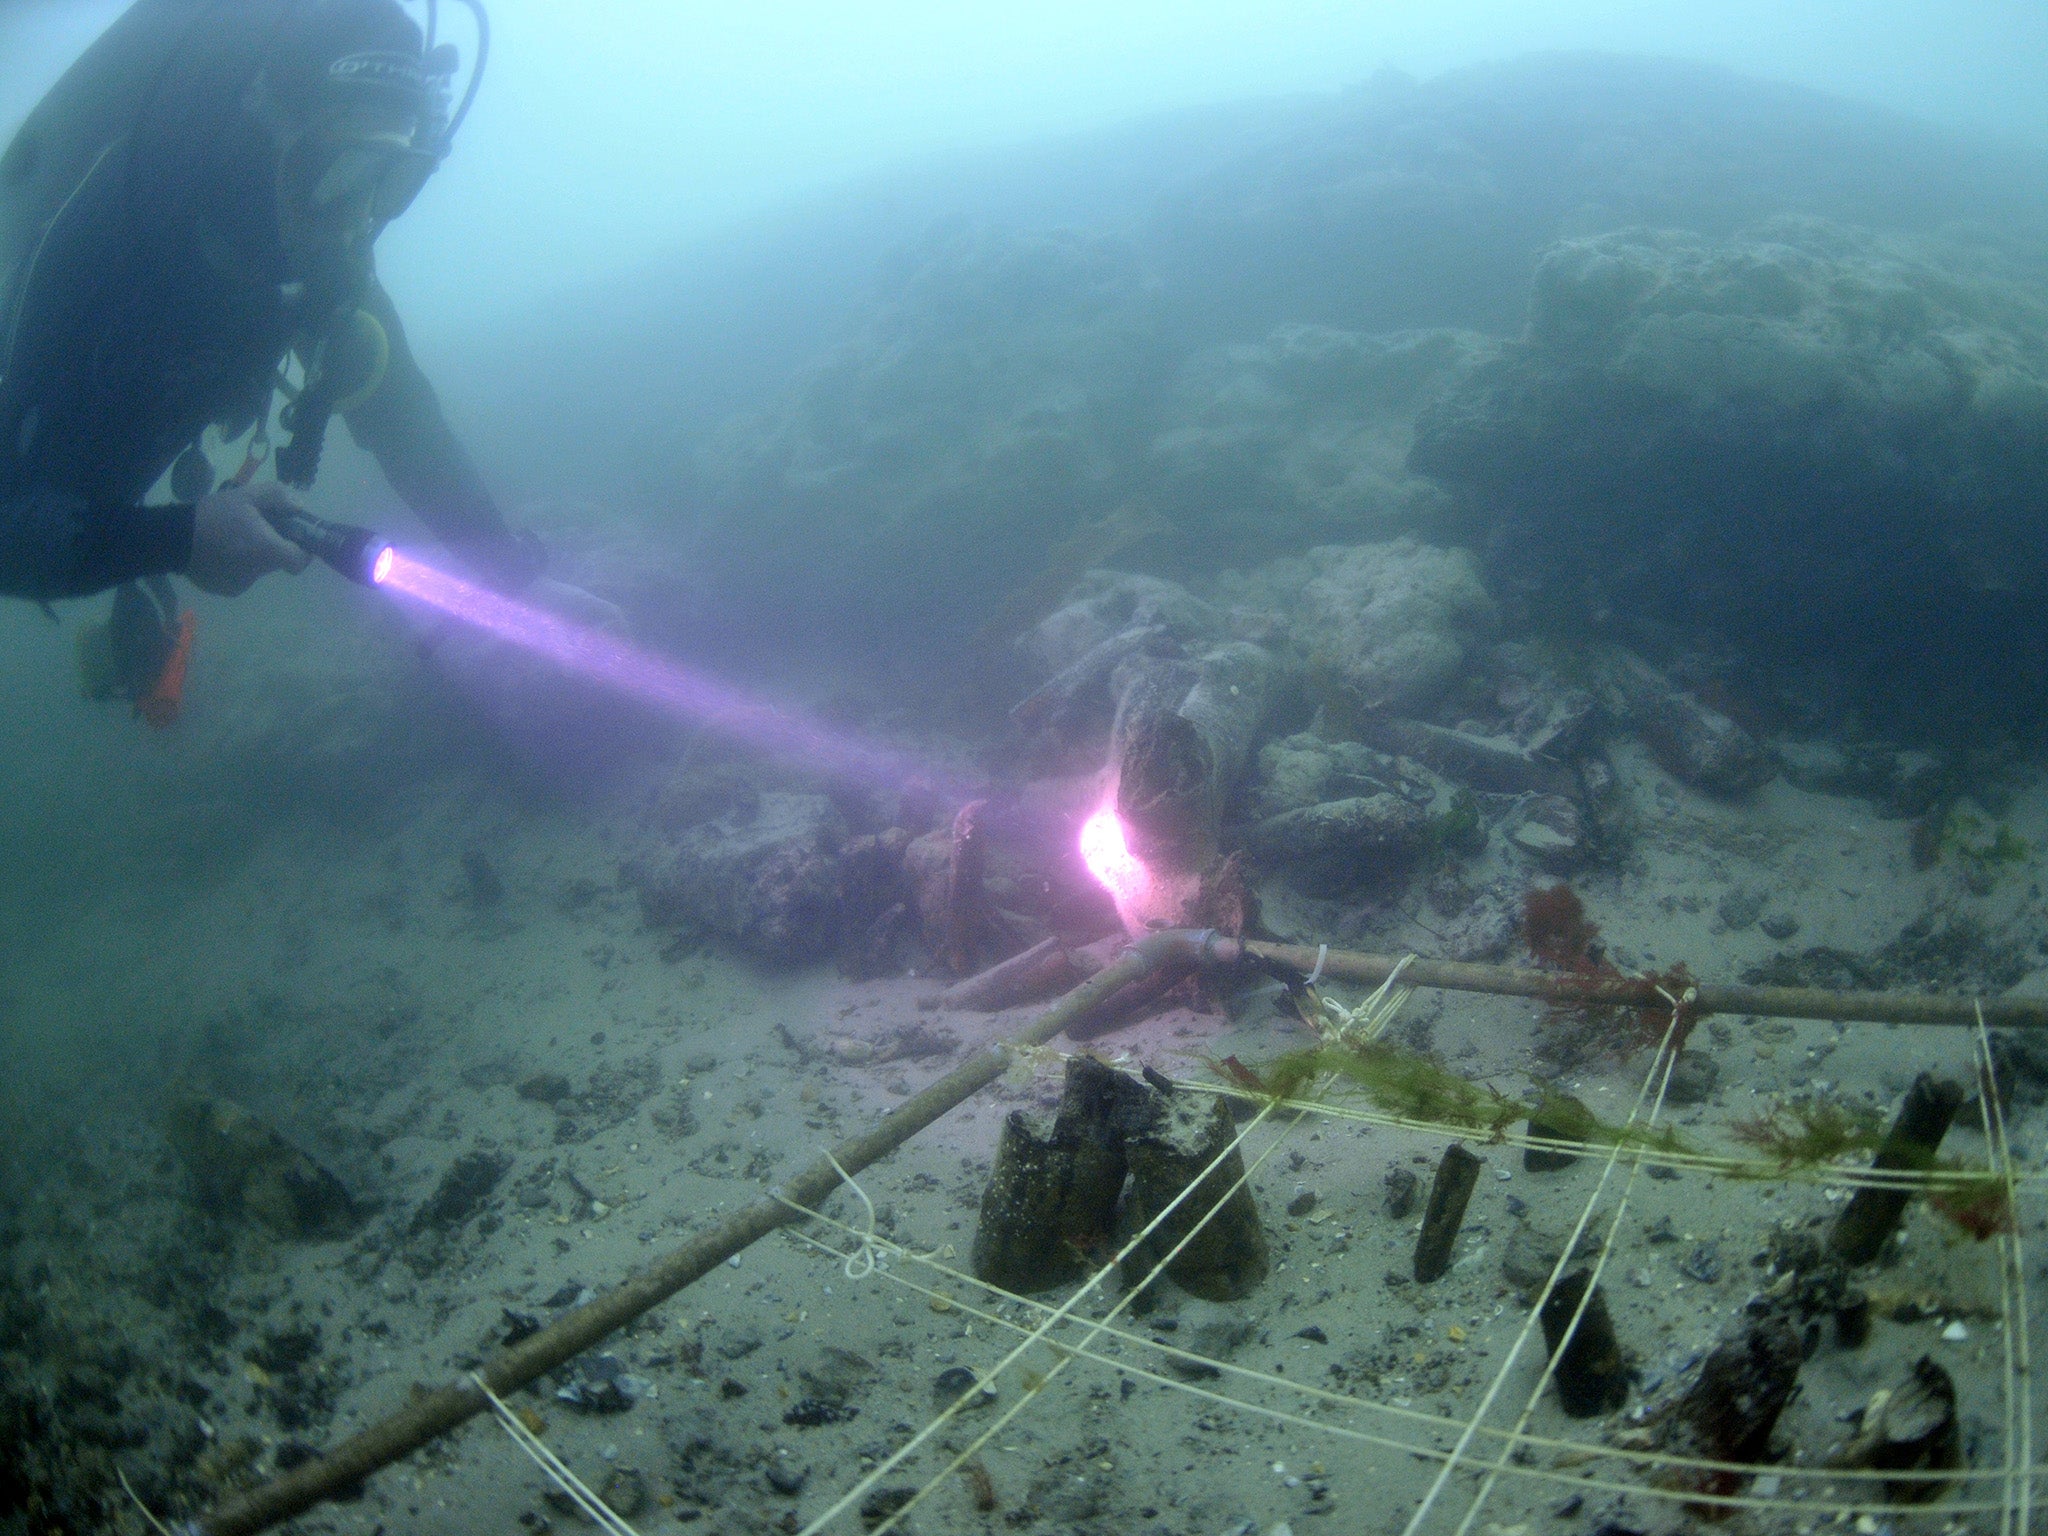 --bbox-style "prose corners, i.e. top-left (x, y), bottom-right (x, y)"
top-left (0, 0), bottom-right (516, 602)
